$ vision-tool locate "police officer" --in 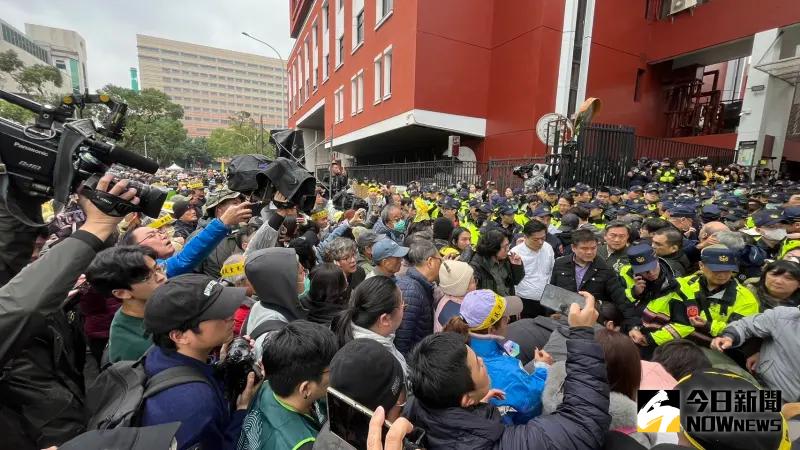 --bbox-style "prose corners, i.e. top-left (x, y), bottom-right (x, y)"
top-left (753, 209), bottom-right (788, 260)
top-left (623, 244), bottom-right (680, 340)
top-left (638, 245), bottom-right (759, 349)
top-left (496, 205), bottom-right (521, 241)
top-left (656, 158), bottom-right (676, 185)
